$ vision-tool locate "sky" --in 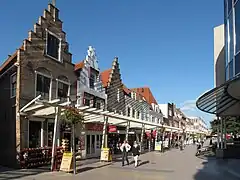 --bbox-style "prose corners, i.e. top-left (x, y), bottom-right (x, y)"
top-left (0, 0), bottom-right (224, 126)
